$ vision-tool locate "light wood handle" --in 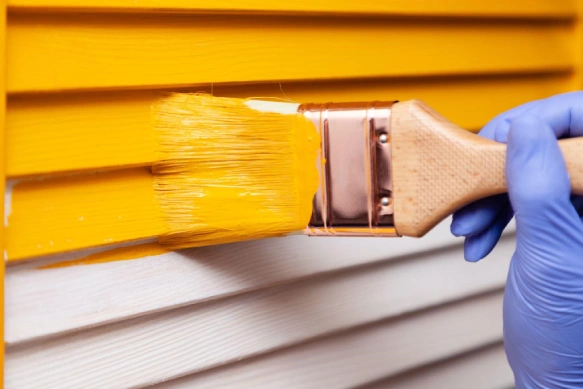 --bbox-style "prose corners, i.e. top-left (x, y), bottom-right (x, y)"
top-left (391, 100), bottom-right (583, 237)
